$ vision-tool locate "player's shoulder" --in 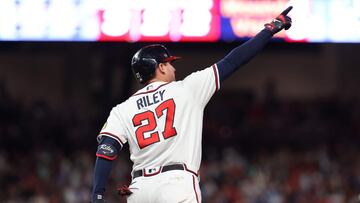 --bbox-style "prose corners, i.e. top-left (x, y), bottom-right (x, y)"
top-left (108, 95), bottom-right (135, 112)
top-left (109, 101), bottom-right (126, 113)
top-left (182, 65), bottom-right (218, 82)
